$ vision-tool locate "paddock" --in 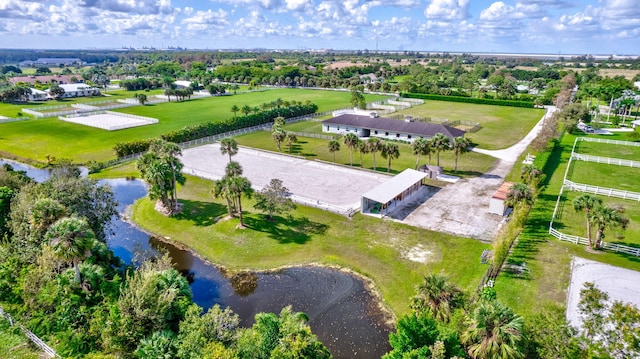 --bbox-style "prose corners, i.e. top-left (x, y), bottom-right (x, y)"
top-left (180, 144), bottom-right (391, 215)
top-left (58, 111), bottom-right (158, 130)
